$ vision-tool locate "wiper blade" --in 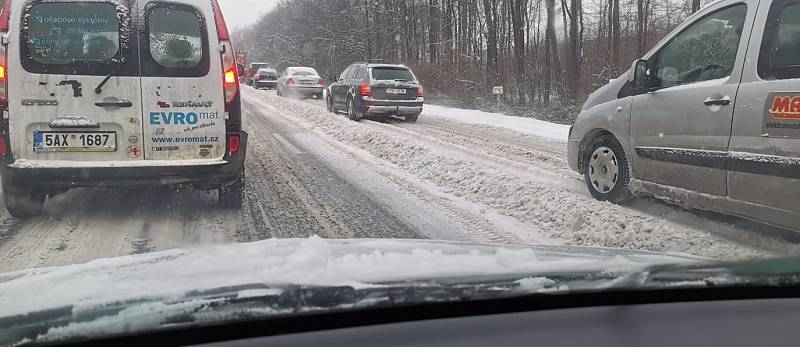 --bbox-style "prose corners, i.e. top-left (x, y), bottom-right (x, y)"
top-left (94, 73), bottom-right (114, 94)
